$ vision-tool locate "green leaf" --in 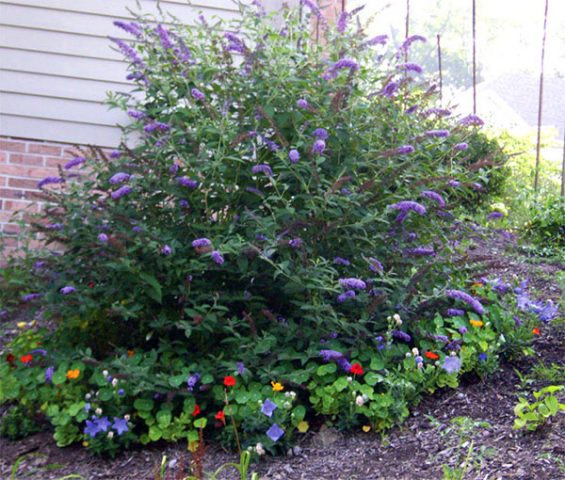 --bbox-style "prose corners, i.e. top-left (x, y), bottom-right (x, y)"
top-left (334, 377), bottom-right (348, 392)
top-left (156, 410), bottom-right (172, 428)
top-left (370, 357), bottom-right (384, 371)
top-left (140, 272), bottom-right (162, 303)
top-left (316, 363), bottom-right (337, 376)
top-left (134, 398), bottom-right (155, 412)
top-left (68, 402), bottom-right (85, 417)
top-left (169, 375), bottom-right (186, 388)
top-left (193, 418), bottom-right (208, 429)
top-left (99, 388), bottom-right (113, 402)
top-left (364, 372), bottom-right (383, 386)
top-left (291, 405), bottom-right (306, 424)
top-left (148, 426), bottom-right (163, 441)
top-left (52, 371), bottom-right (66, 385)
